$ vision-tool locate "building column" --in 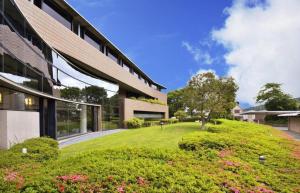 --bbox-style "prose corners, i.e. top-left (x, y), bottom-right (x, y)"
top-left (91, 106), bottom-right (97, 132)
top-left (80, 105), bottom-right (87, 133)
top-left (47, 99), bottom-right (57, 139)
top-left (39, 98), bottom-right (45, 136)
top-left (97, 106), bottom-right (102, 131)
